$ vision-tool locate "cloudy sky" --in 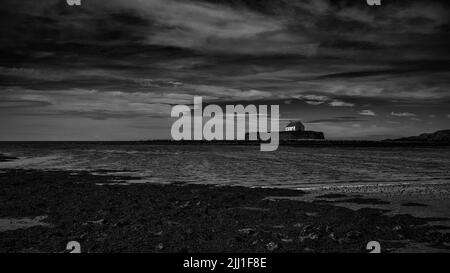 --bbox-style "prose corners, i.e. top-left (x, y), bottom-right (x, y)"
top-left (0, 0), bottom-right (449, 140)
